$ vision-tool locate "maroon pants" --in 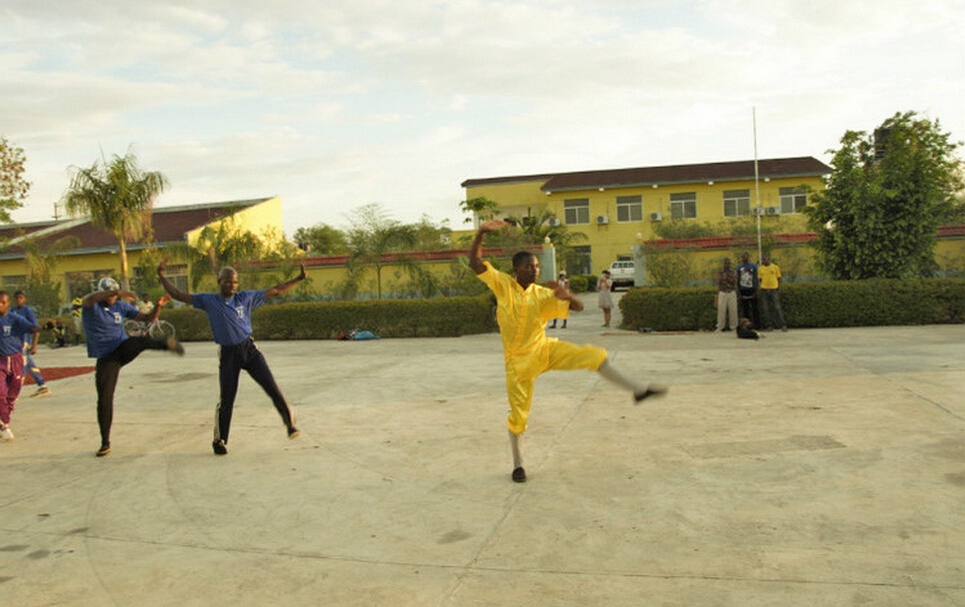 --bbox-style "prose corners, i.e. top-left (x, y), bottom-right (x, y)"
top-left (0, 354), bottom-right (25, 426)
